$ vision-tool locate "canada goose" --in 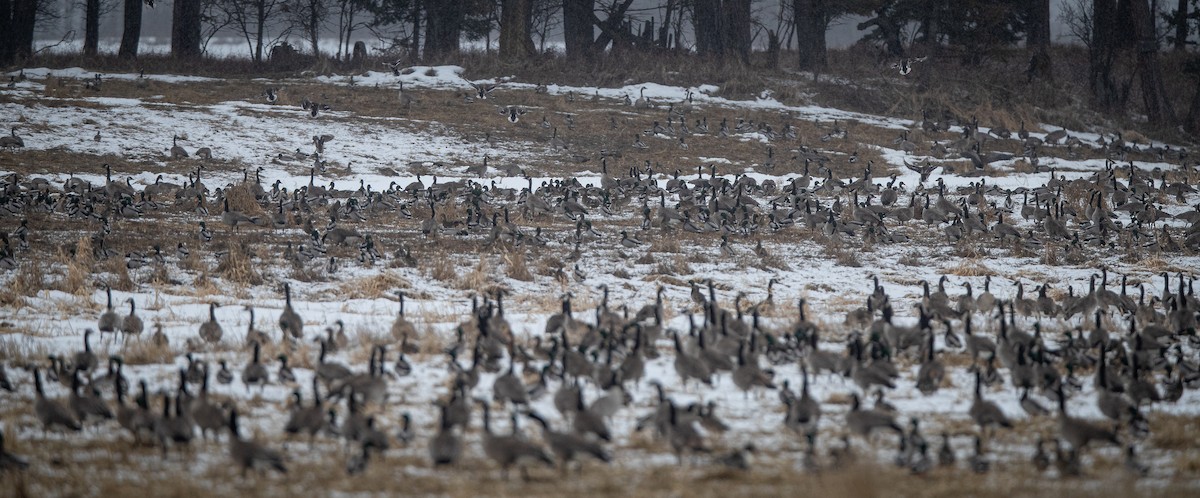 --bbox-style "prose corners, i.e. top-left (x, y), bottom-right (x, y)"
top-left (242, 342), bottom-right (269, 391)
top-left (634, 87), bottom-right (648, 108)
top-left (1020, 387), bottom-right (1050, 417)
top-left (1032, 437), bottom-right (1051, 472)
top-left (156, 391), bottom-right (196, 453)
top-left (572, 390), bottom-right (612, 442)
top-left (915, 331), bottom-right (944, 395)
top-left (264, 87), bottom-right (278, 103)
top-left (390, 291), bottom-right (417, 345)
top-left (938, 432), bottom-right (956, 467)
top-left (192, 363), bottom-right (227, 441)
top-left (315, 339), bottom-right (352, 388)
top-left (1056, 384), bottom-right (1119, 451)
top-left (845, 392), bottom-right (901, 439)
top-left (969, 370), bottom-right (1012, 434)
top-left (222, 198), bottom-right (260, 231)
top-left (228, 408), bottom-right (287, 476)
top-left (1095, 345), bottom-right (1137, 424)
top-left (471, 82), bottom-right (496, 100)
top-left (269, 354), bottom-right (294, 385)
top-left (98, 285), bottom-right (122, 335)
top-left (527, 411), bottom-right (610, 474)
top-left (278, 283), bottom-right (303, 340)
top-left (243, 306), bottom-right (269, 348)
top-left (33, 368), bottom-right (81, 432)
top-left (120, 298), bottom-right (143, 338)
top-left (73, 329), bottom-right (98, 373)
top-left (429, 402), bottom-right (462, 466)
top-left (492, 343), bottom-right (528, 407)
top-left (170, 135), bottom-right (189, 159)
top-left (732, 341), bottom-right (775, 396)
top-left (672, 327), bottom-right (712, 388)
top-left (784, 365), bottom-right (821, 437)
top-left (198, 309), bottom-right (224, 348)
top-left (0, 127), bottom-right (24, 148)
top-left (284, 378), bottom-right (328, 446)
top-left (477, 399), bottom-right (553, 480)
top-left (69, 369), bottom-right (113, 424)
top-left (216, 360), bottom-right (234, 385)
top-left (0, 430), bottom-right (29, 472)
top-left (116, 379), bottom-right (152, 442)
